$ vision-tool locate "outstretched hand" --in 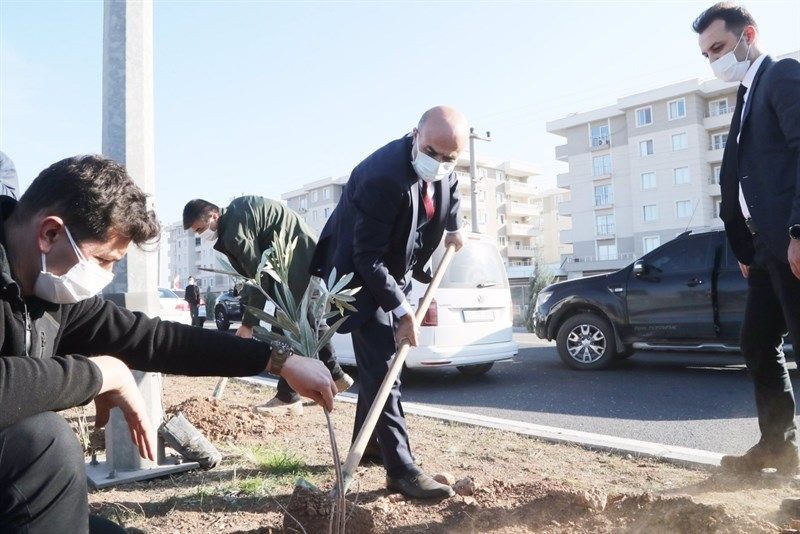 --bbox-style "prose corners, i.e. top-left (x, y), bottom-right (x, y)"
top-left (279, 354), bottom-right (338, 411)
top-left (90, 356), bottom-right (156, 462)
